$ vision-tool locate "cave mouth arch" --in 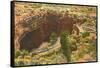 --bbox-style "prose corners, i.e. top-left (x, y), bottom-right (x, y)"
top-left (18, 14), bottom-right (79, 51)
top-left (20, 28), bottom-right (43, 51)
